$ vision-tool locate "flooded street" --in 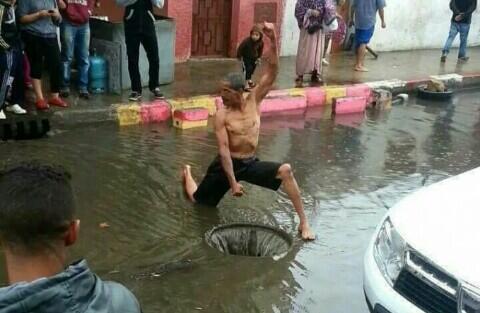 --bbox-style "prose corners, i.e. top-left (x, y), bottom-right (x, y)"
top-left (2, 89), bottom-right (480, 313)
